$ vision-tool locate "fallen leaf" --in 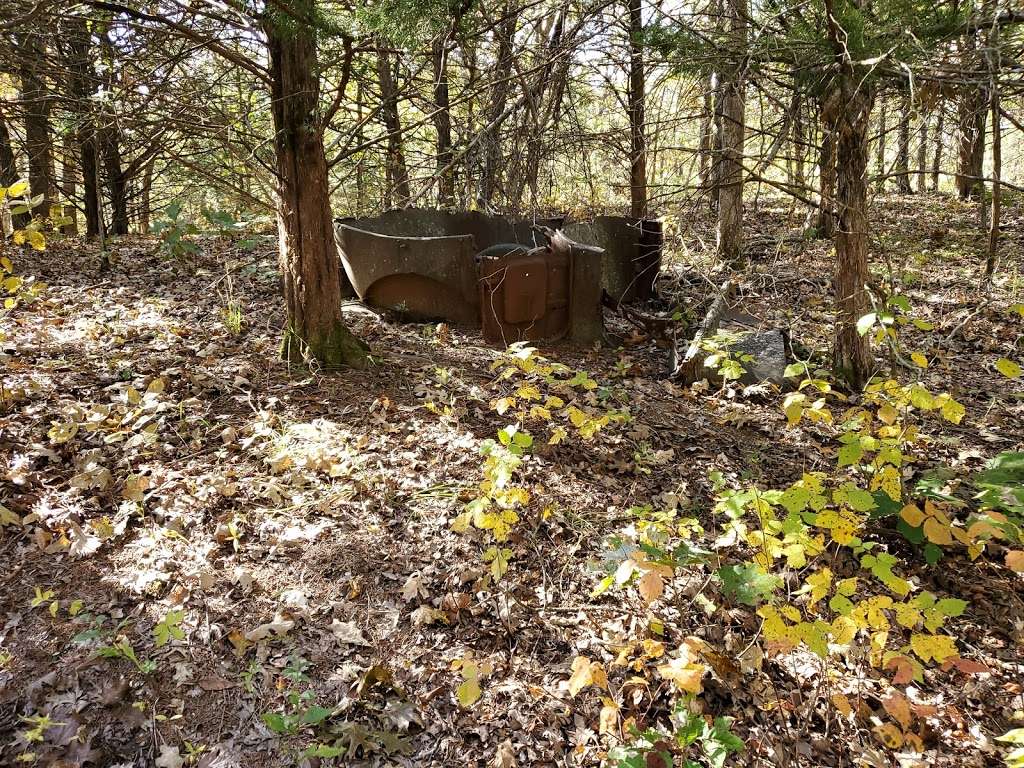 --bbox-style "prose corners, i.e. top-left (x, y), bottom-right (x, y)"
top-left (155, 745), bottom-right (183, 768)
top-left (330, 619), bottom-right (370, 645)
top-left (198, 675), bottom-right (236, 691)
top-left (492, 739), bottom-right (516, 768)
